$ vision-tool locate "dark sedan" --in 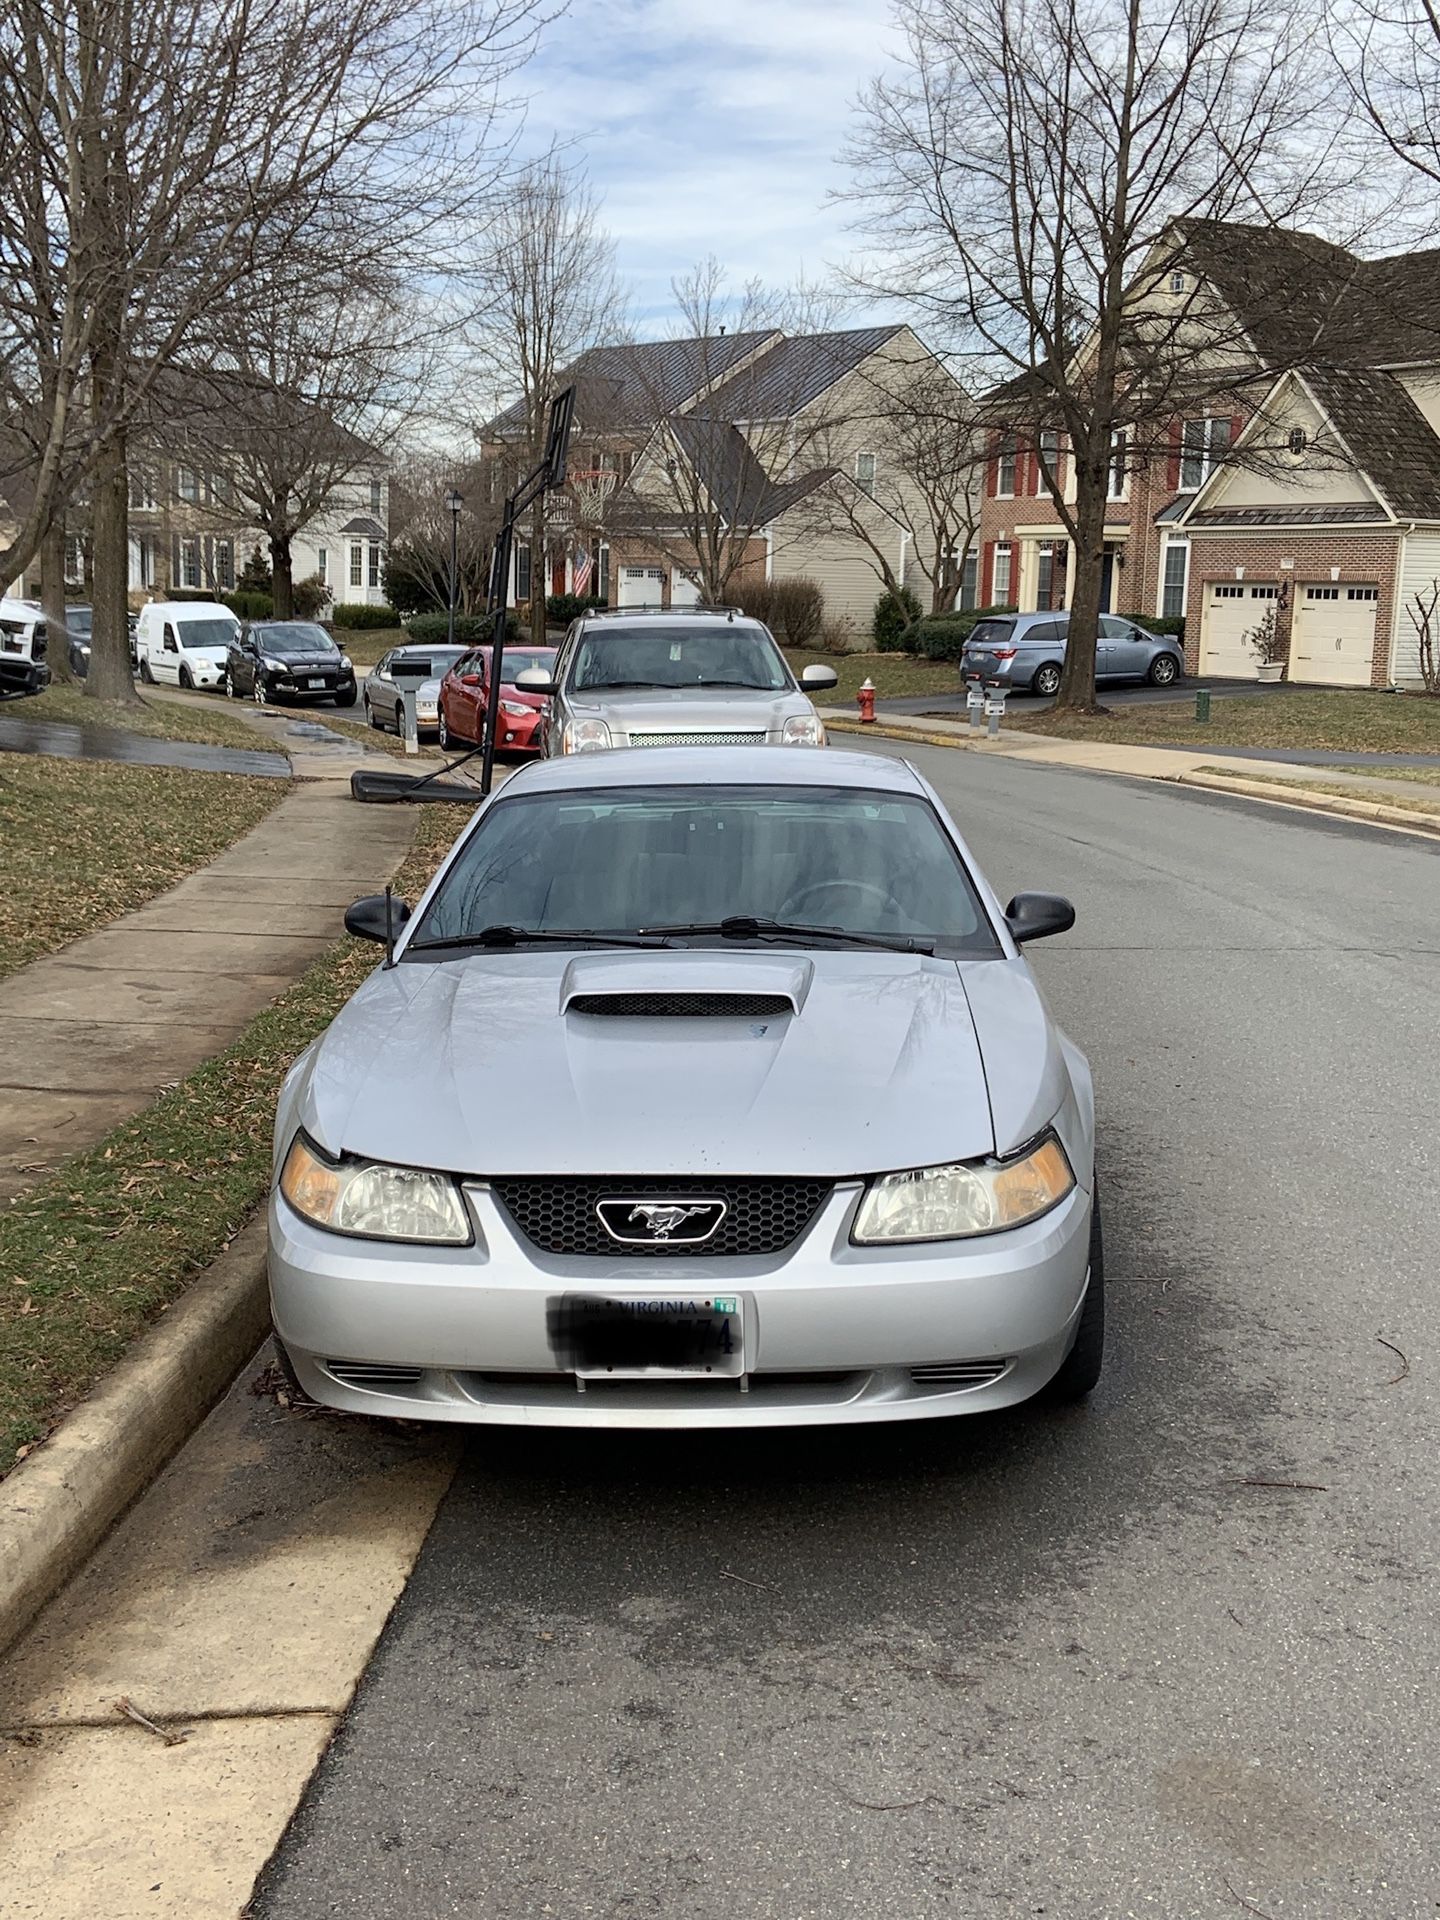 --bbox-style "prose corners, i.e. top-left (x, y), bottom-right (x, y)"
top-left (226, 621), bottom-right (357, 707)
